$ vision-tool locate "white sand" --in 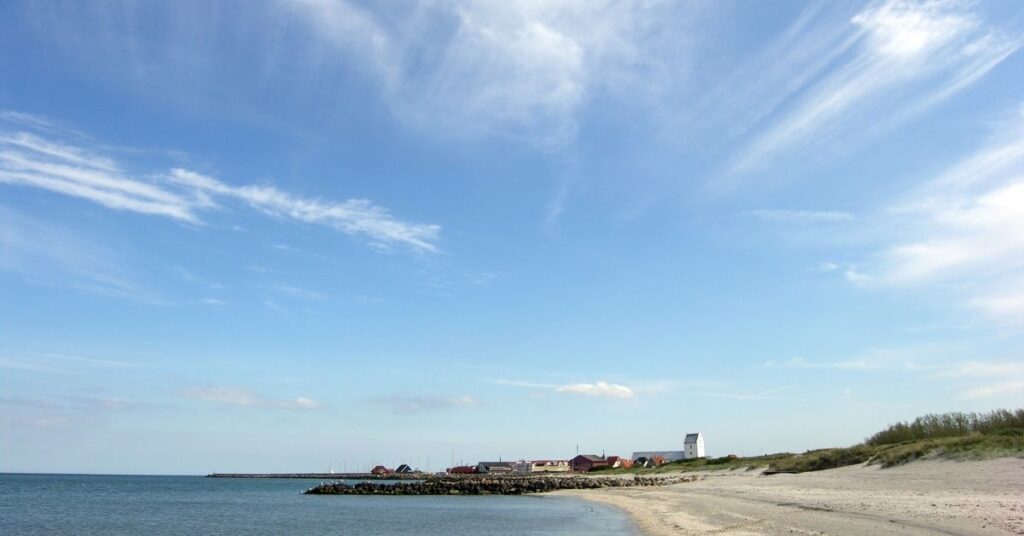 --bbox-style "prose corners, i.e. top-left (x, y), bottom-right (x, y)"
top-left (555, 458), bottom-right (1024, 535)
